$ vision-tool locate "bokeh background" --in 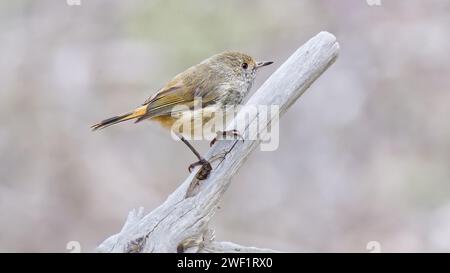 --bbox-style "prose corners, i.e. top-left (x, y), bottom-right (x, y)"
top-left (1, 0), bottom-right (450, 252)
